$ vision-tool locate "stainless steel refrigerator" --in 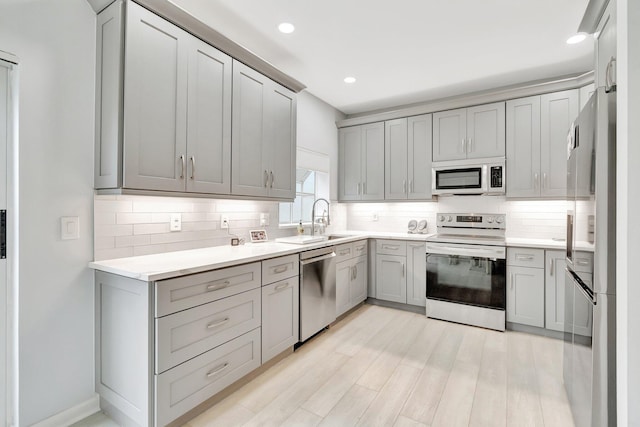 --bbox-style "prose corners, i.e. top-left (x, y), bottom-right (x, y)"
top-left (564, 87), bottom-right (616, 427)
